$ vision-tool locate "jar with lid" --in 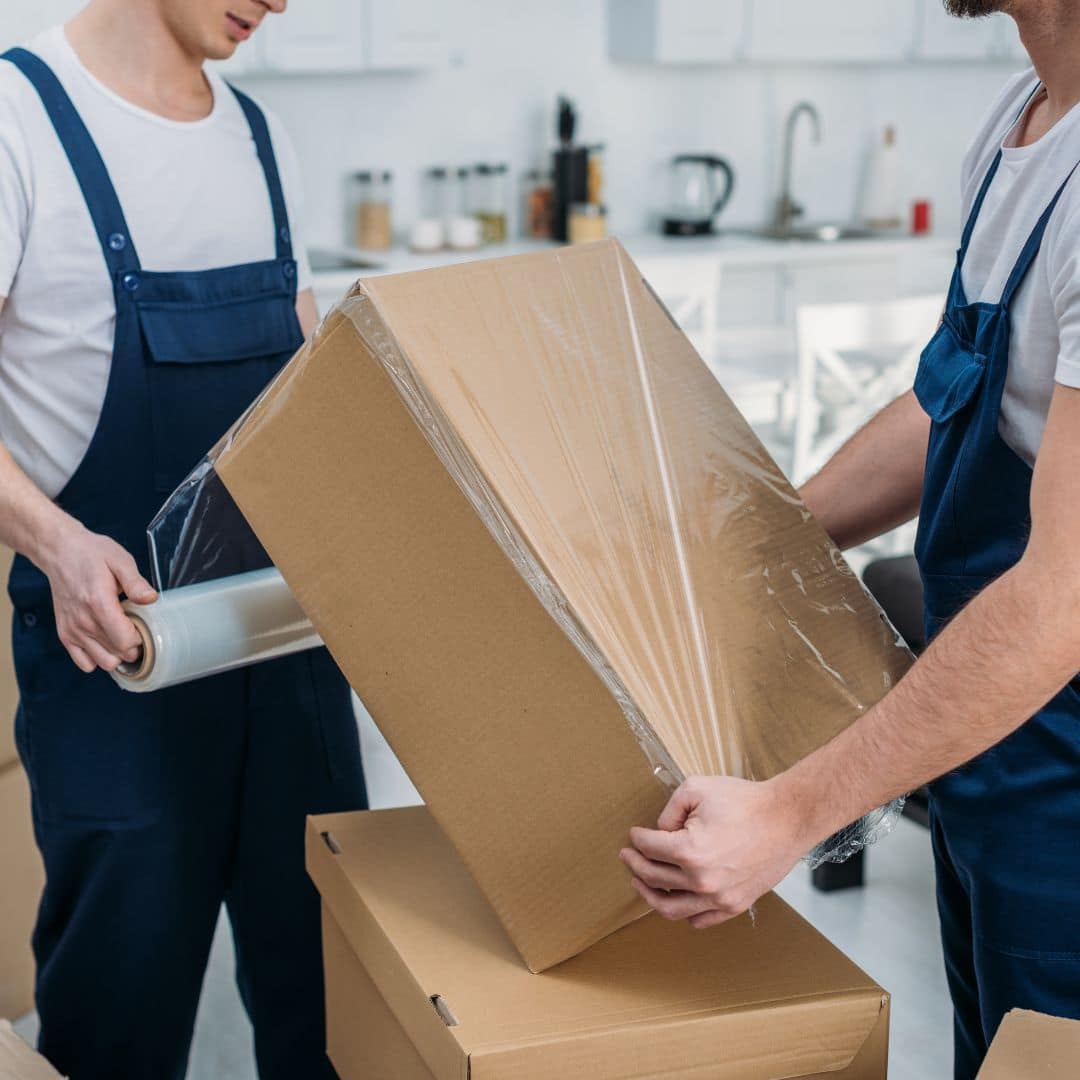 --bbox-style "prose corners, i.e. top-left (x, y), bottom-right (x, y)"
top-left (348, 170), bottom-right (394, 251)
top-left (471, 163), bottom-right (509, 245)
top-left (521, 169), bottom-right (553, 240)
top-left (449, 166), bottom-right (471, 217)
top-left (421, 167), bottom-right (452, 222)
top-left (446, 167), bottom-right (481, 250)
top-left (410, 166), bottom-right (449, 252)
top-left (568, 202), bottom-right (607, 245)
